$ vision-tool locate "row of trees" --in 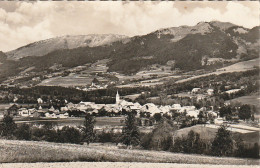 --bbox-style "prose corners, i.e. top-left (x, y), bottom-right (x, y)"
top-left (172, 126), bottom-right (259, 158)
top-left (0, 113), bottom-right (258, 159)
top-left (0, 113), bottom-right (140, 148)
top-left (219, 104), bottom-right (256, 121)
top-left (0, 114), bottom-right (96, 144)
